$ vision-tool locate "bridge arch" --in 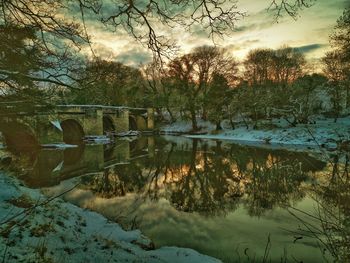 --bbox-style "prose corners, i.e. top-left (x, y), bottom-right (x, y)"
top-left (103, 116), bottom-right (115, 134)
top-left (60, 119), bottom-right (85, 144)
